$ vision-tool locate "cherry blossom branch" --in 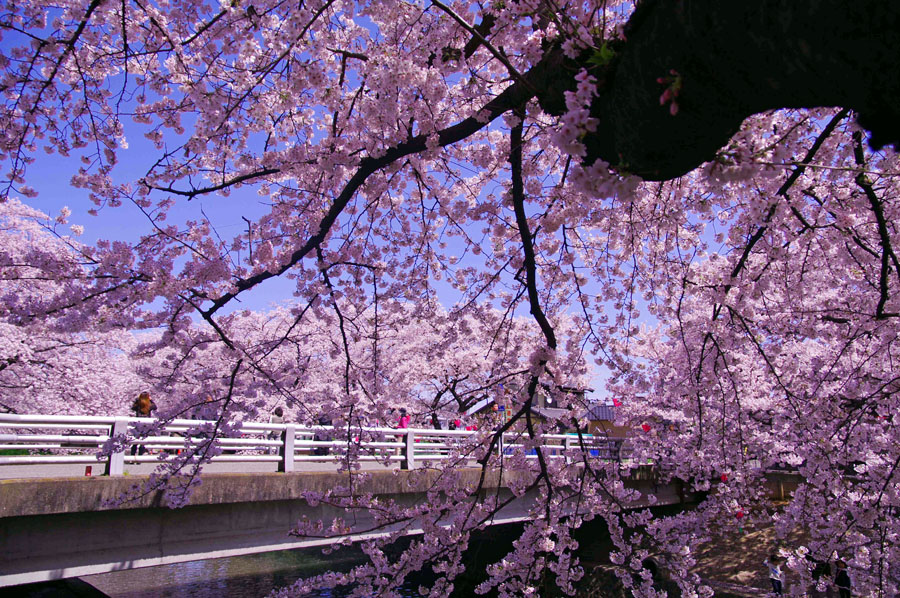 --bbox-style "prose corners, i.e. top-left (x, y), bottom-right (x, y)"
top-left (566, 1), bottom-right (900, 179)
top-left (181, 8), bottom-right (228, 46)
top-left (177, 291), bottom-right (237, 350)
top-left (24, 273), bottom-right (152, 320)
top-left (728, 109), bottom-right (850, 283)
top-left (510, 120), bottom-right (557, 352)
top-left (143, 168), bottom-right (281, 200)
top-left (429, 0), bottom-right (532, 91)
top-left (316, 246), bottom-right (354, 396)
top-left (691, 110), bottom-right (854, 392)
top-left (202, 56), bottom-right (561, 317)
top-left (852, 131), bottom-right (900, 319)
